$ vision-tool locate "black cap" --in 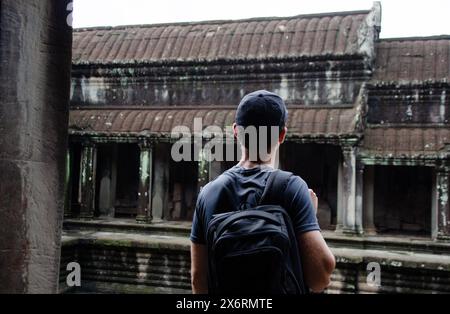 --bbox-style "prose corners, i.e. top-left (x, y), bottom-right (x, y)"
top-left (235, 90), bottom-right (288, 128)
